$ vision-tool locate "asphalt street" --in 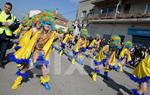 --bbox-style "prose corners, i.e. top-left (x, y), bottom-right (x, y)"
top-left (0, 50), bottom-right (137, 95)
